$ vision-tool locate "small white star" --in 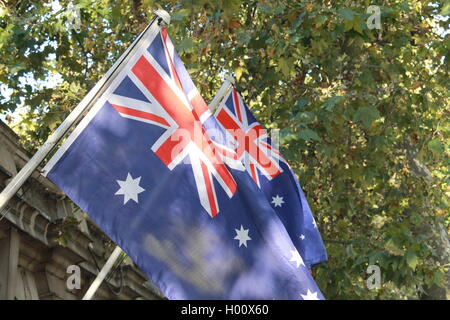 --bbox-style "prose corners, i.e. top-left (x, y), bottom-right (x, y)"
top-left (300, 289), bottom-right (320, 300)
top-left (234, 225), bottom-right (251, 248)
top-left (289, 249), bottom-right (305, 268)
top-left (115, 173), bottom-right (145, 204)
top-left (271, 195), bottom-right (285, 207)
top-left (299, 234), bottom-right (306, 240)
top-left (312, 220), bottom-right (317, 229)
